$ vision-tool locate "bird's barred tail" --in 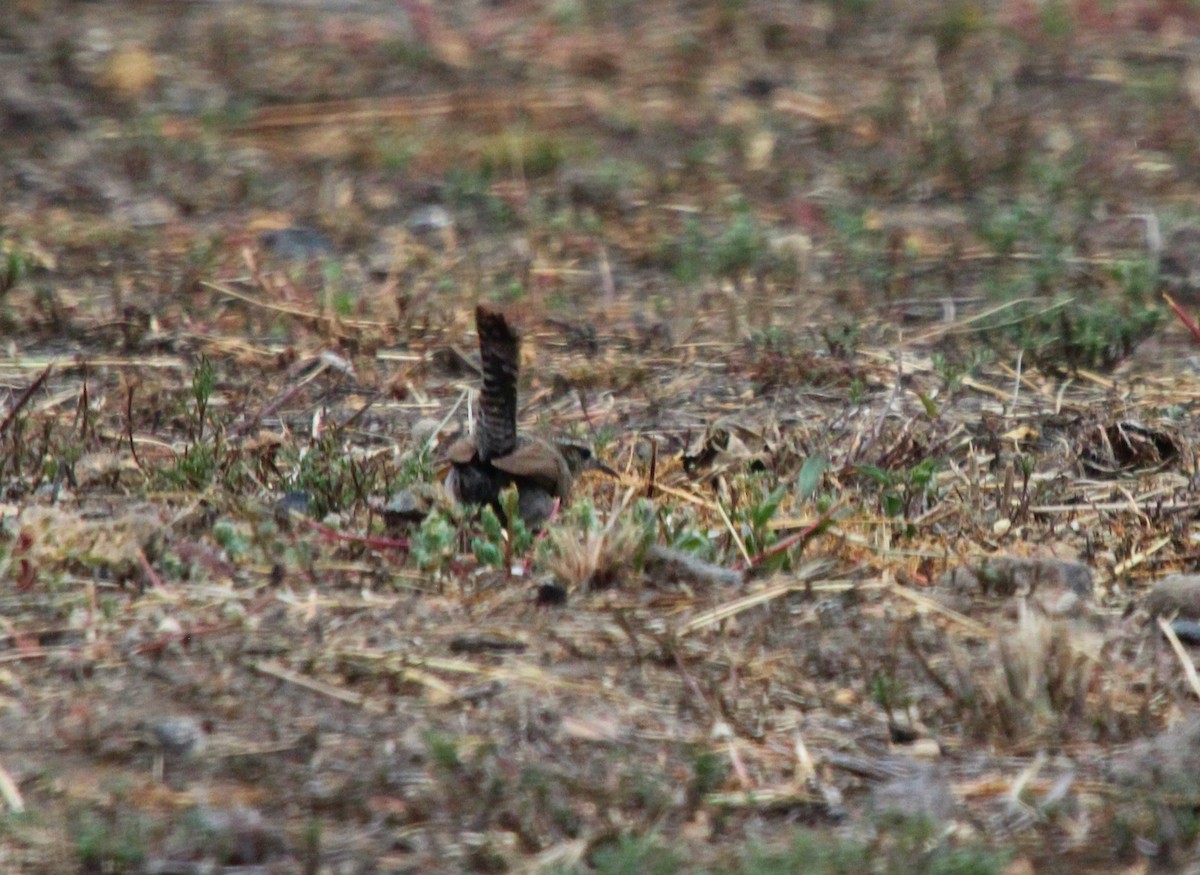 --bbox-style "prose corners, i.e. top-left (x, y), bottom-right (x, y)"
top-left (474, 304), bottom-right (520, 461)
